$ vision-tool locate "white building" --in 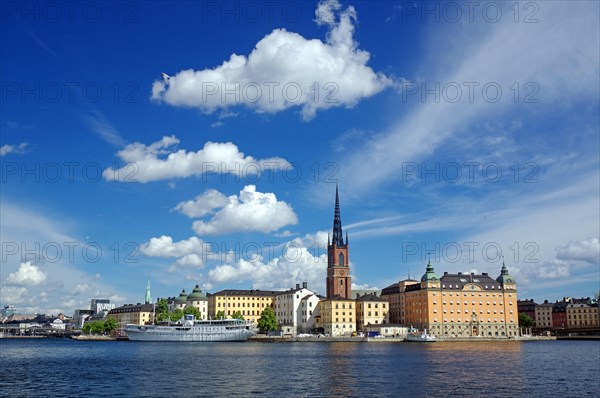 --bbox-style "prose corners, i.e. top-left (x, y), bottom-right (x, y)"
top-left (90, 299), bottom-right (115, 316)
top-left (186, 284), bottom-right (209, 320)
top-left (50, 319), bottom-right (66, 330)
top-left (299, 294), bottom-right (321, 333)
top-left (275, 283), bottom-right (320, 335)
